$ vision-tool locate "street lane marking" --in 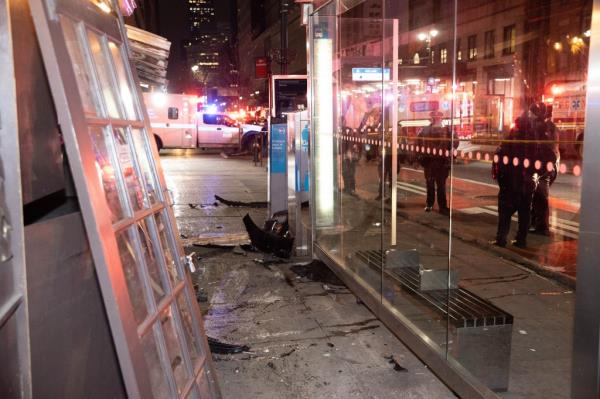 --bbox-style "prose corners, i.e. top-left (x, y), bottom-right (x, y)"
top-left (463, 206), bottom-right (579, 239)
top-left (483, 205), bottom-right (580, 234)
top-left (397, 183), bottom-right (580, 239)
top-left (403, 167), bottom-right (580, 209)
